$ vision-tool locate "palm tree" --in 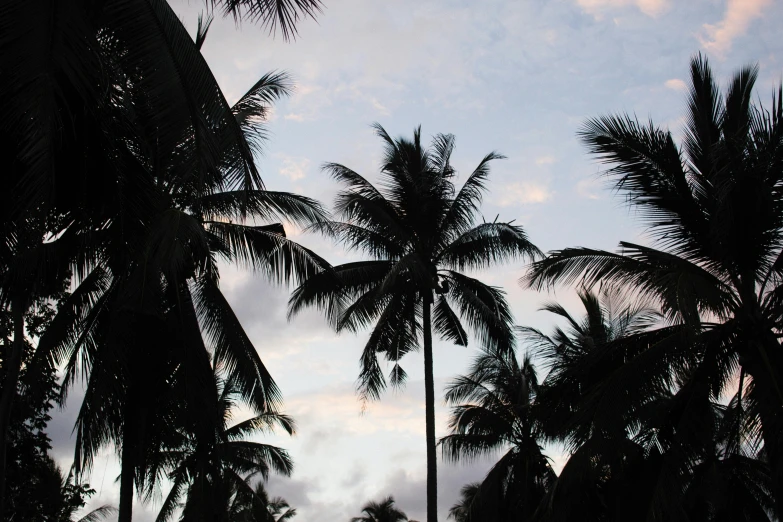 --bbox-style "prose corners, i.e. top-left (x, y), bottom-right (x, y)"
top-left (34, 65), bottom-right (327, 522)
top-left (524, 287), bottom-right (661, 450)
top-left (289, 125), bottom-right (540, 522)
top-left (447, 483), bottom-right (480, 522)
top-left (230, 481), bottom-right (297, 522)
top-left (525, 54), bottom-right (783, 512)
top-left (440, 348), bottom-right (555, 521)
top-left (0, 1), bottom-right (324, 513)
top-left (526, 288), bottom-right (676, 521)
top-left (526, 289), bottom-right (774, 520)
top-left (155, 369), bottom-right (296, 522)
top-left (351, 496), bottom-right (408, 522)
